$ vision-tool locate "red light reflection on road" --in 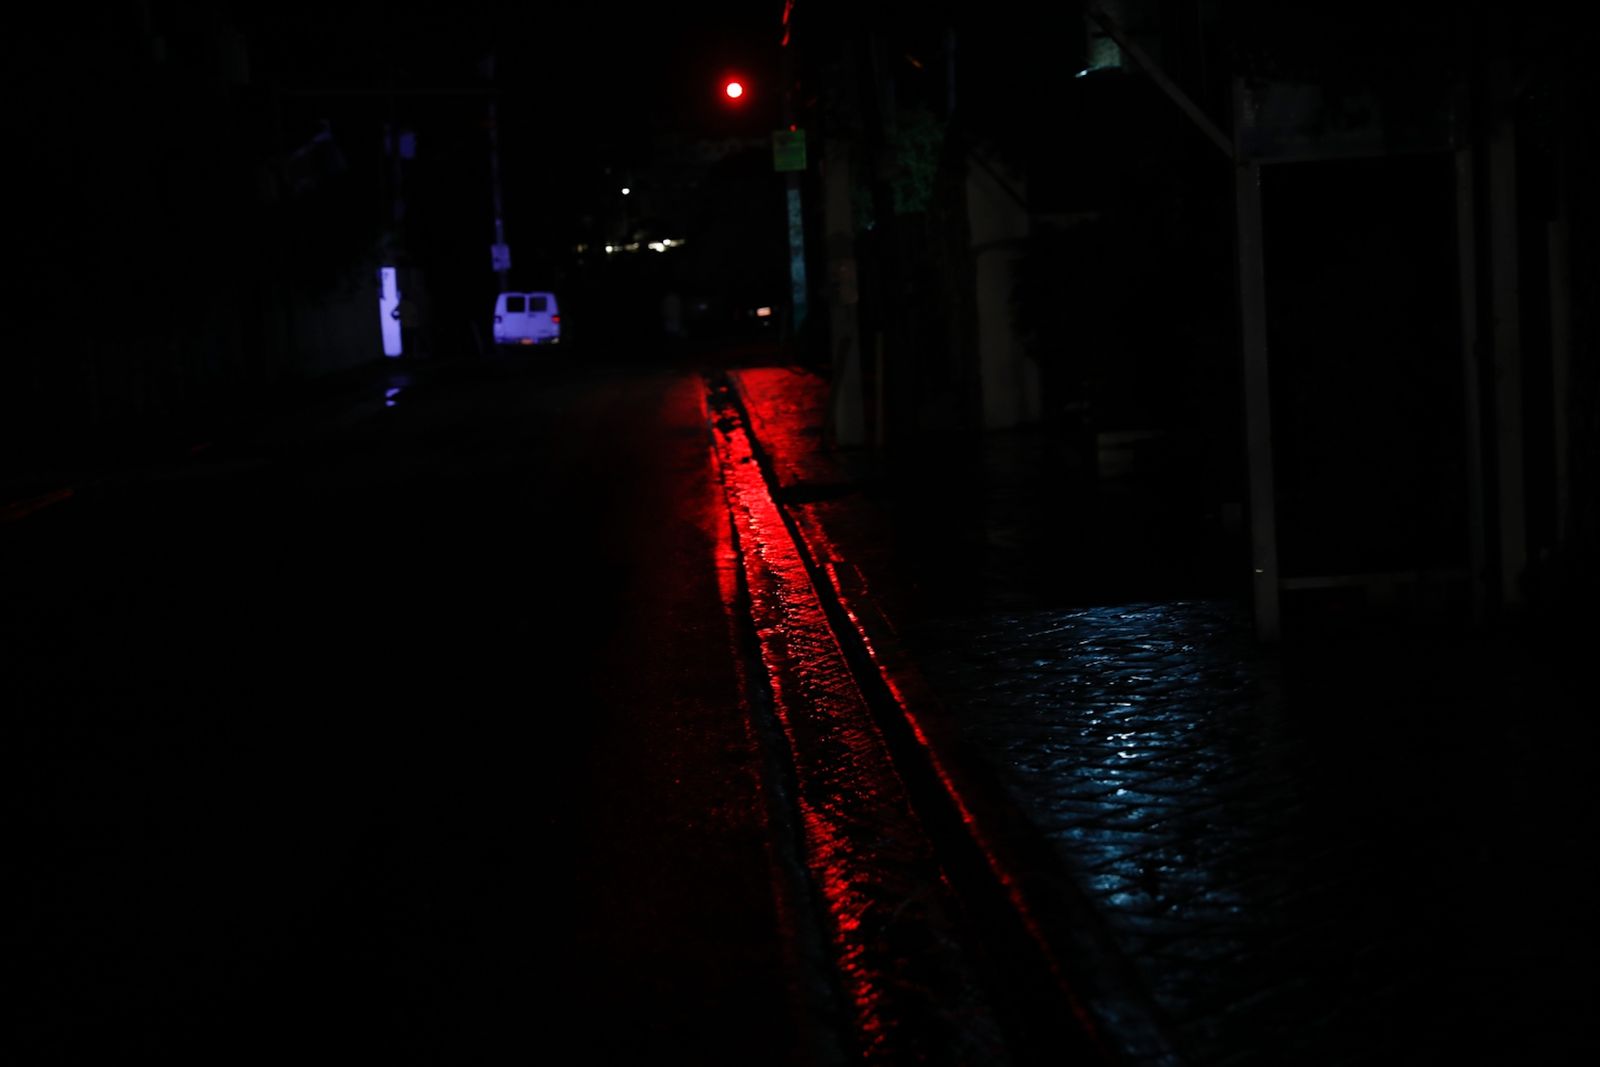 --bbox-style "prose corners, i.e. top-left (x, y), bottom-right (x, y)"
top-left (711, 391), bottom-right (960, 1061)
top-left (724, 368), bottom-right (1110, 1061)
